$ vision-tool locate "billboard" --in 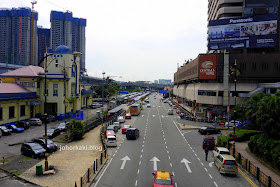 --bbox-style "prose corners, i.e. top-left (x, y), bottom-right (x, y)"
top-left (208, 14), bottom-right (278, 50)
top-left (199, 55), bottom-right (217, 80)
